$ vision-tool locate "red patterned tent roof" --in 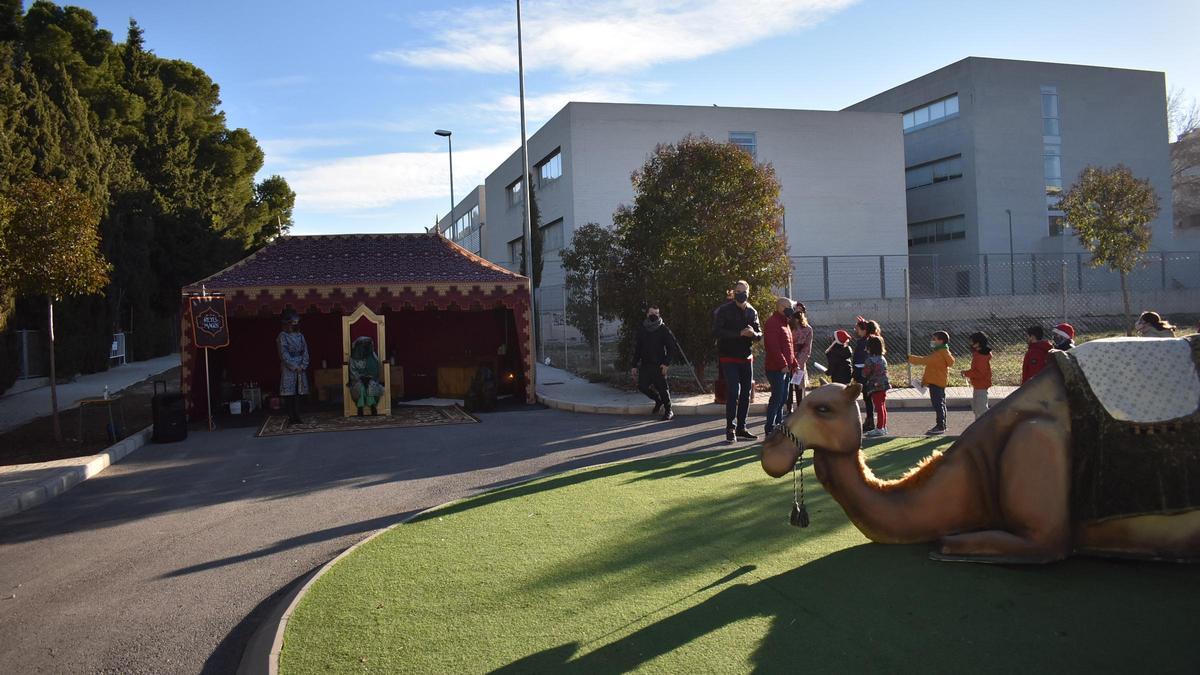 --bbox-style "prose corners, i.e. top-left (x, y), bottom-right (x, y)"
top-left (184, 233), bottom-right (524, 291)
